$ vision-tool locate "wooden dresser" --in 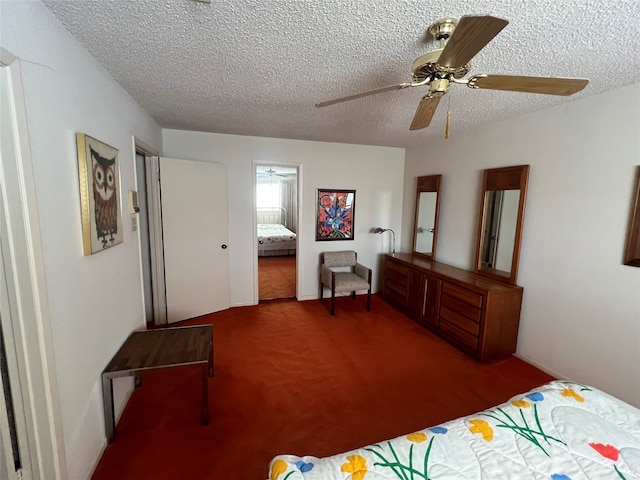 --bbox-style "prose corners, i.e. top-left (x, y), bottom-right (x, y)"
top-left (383, 253), bottom-right (523, 362)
